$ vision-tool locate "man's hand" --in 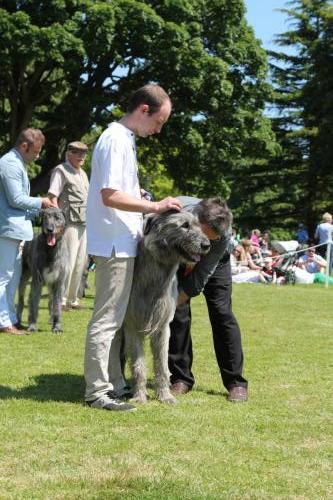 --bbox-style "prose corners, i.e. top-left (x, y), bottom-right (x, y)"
top-left (41, 197), bottom-right (55, 209)
top-left (153, 197), bottom-right (182, 214)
